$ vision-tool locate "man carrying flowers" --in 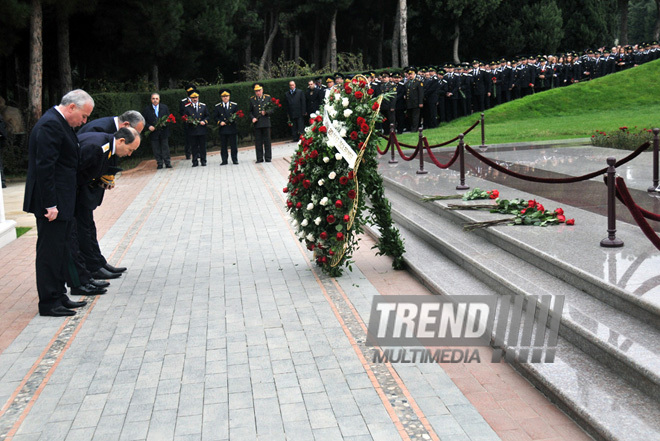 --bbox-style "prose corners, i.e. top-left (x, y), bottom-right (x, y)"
top-left (249, 83), bottom-right (274, 163)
